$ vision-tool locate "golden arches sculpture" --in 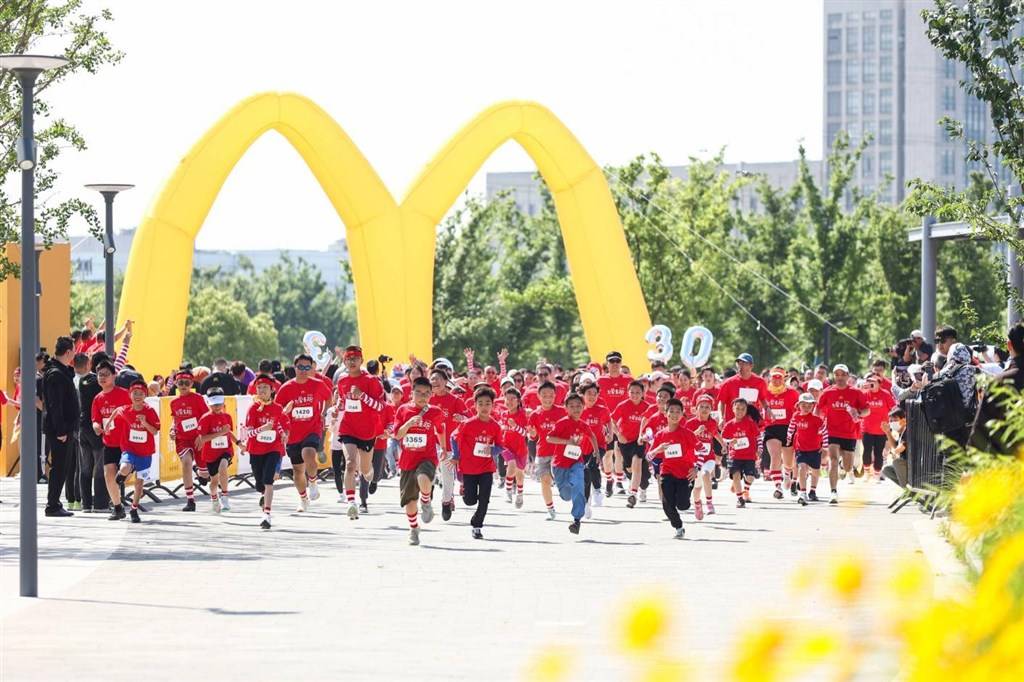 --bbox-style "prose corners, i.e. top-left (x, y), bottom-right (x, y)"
top-left (118, 93), bottom-right (652, 377)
